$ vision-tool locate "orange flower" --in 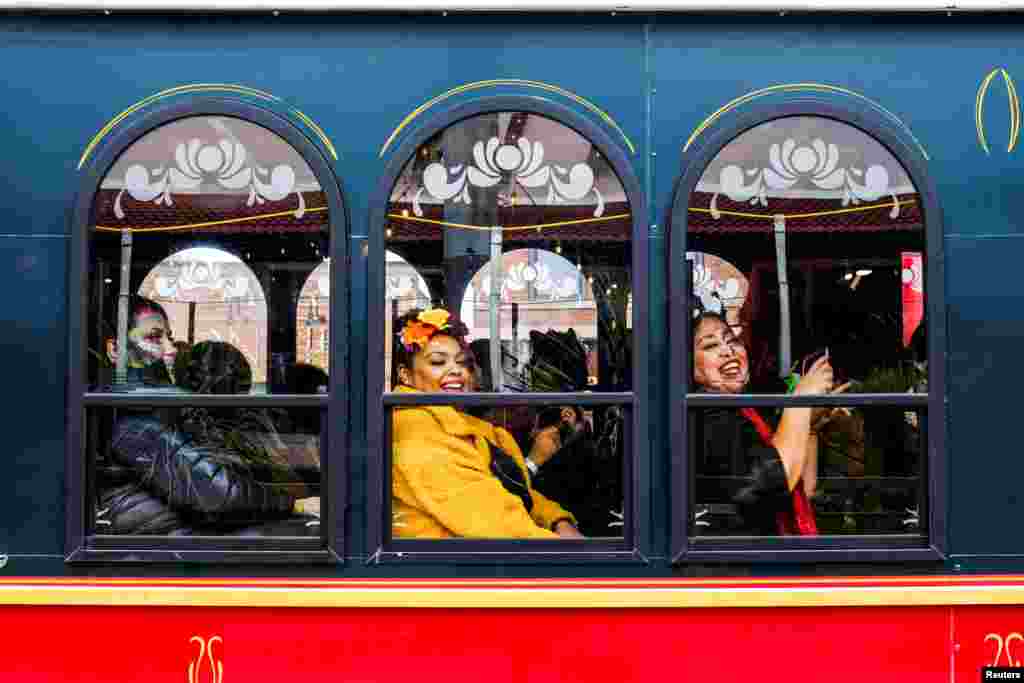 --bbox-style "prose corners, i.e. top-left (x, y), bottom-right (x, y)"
top-left (400, 320), bottom-right (435, 350)
top-left (418, 309), bottom-right (451, 330)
